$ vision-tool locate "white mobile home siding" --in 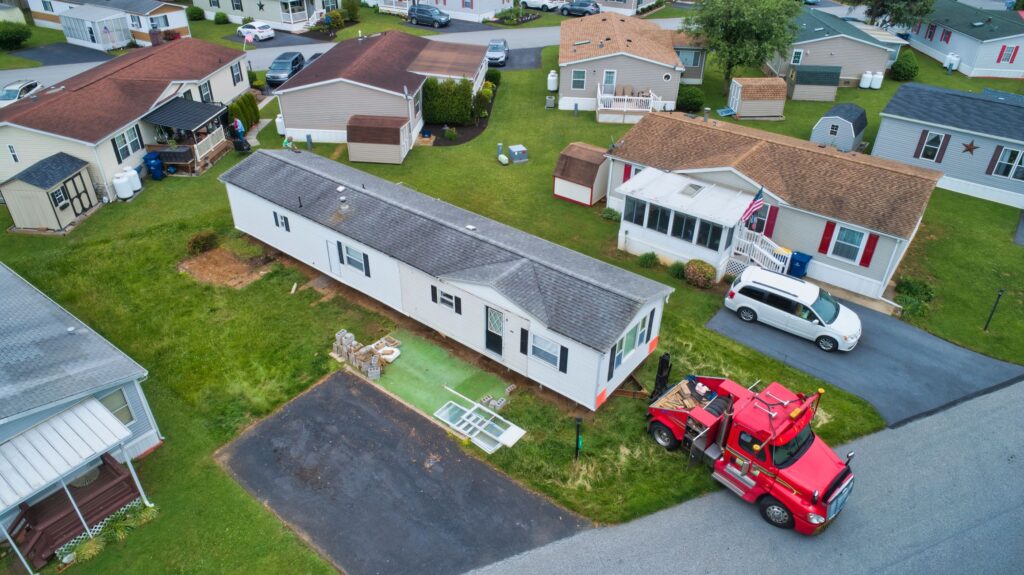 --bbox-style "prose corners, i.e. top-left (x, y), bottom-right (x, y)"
top-left (279, 82), bottom-right (418, 143)
top-left (558, 54), bottom-right (680, 111)
top-left (810, 117), bottom-right (861, 152)
top-left (770, 36), bottom-right (890, 85)
top-left (908, 23), bottom-right (1024, 79)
